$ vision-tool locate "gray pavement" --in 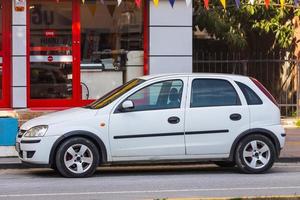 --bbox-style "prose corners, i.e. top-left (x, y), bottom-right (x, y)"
top-left (0, 163), bottom-right (300, 200)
